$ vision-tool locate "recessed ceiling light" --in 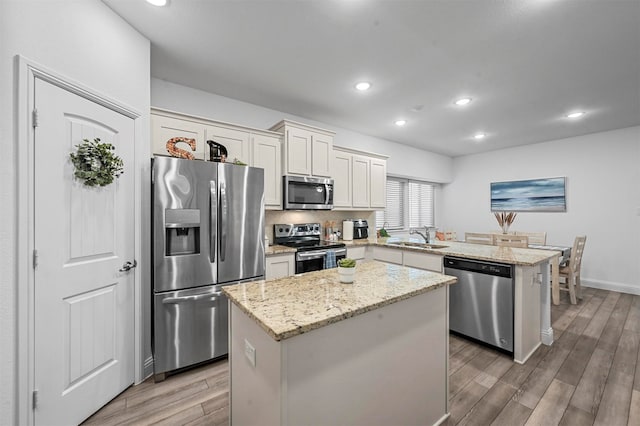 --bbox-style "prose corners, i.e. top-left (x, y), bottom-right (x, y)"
top-left (146, 0), bottom-right (167, 6)
top-left (355, 82), bottom-right (371, 91)
top-left (473, 133), bottom-right (486, 140)
top-left (395, 119), bottom-right (407, 126)
top-left (455, 97), bottom-right (472, 106)
top-left (566, 111), bottom-right (586, 119)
